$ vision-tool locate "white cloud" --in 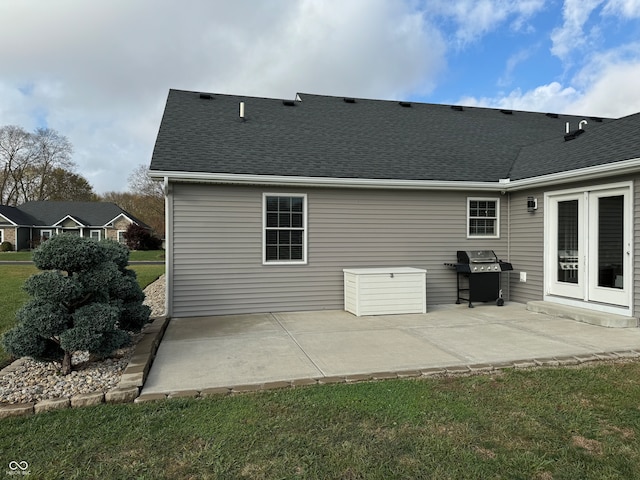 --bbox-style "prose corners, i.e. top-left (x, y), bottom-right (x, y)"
top-left (550, 0), bottom-right (604, 61)
top-left (568, 54), bottom-right (640, 117)
top-left (460, 40), bottom-right (640, 118)
top-left (498, 46), bottom-right (538, 87)
top-left (424, 0), bottom-right (545, 47)
top-left (603, 0), bottom-right (640, 17)
top-left (459, 81), bottom-right (579, 113)
top-left (0, 0), bottom-right (447, 193)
